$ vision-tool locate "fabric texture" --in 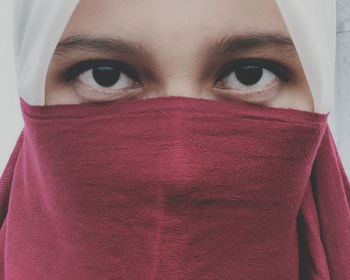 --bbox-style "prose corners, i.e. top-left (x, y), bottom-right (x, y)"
top-left (0, 96), bottom-right (349, 279)
top-left (4, 0), bottom-right (349, 279)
